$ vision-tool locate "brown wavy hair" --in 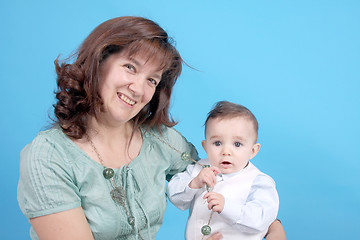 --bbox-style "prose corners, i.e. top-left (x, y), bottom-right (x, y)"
top-left (54, 16), bottom-right (183, 139)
